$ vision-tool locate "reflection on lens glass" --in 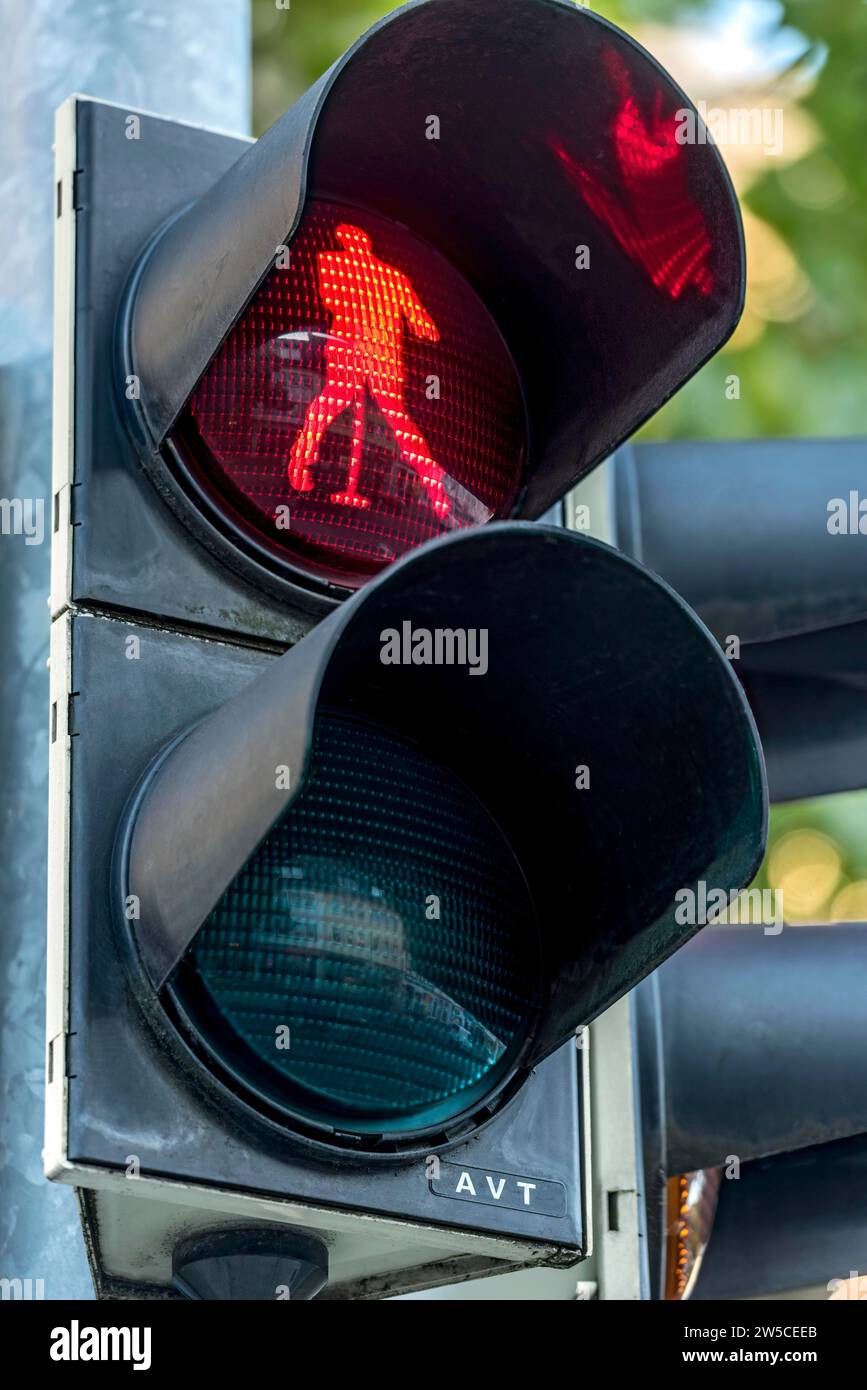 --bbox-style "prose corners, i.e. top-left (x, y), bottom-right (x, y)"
top-left (184, 715), bottom-right (539, 1135)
